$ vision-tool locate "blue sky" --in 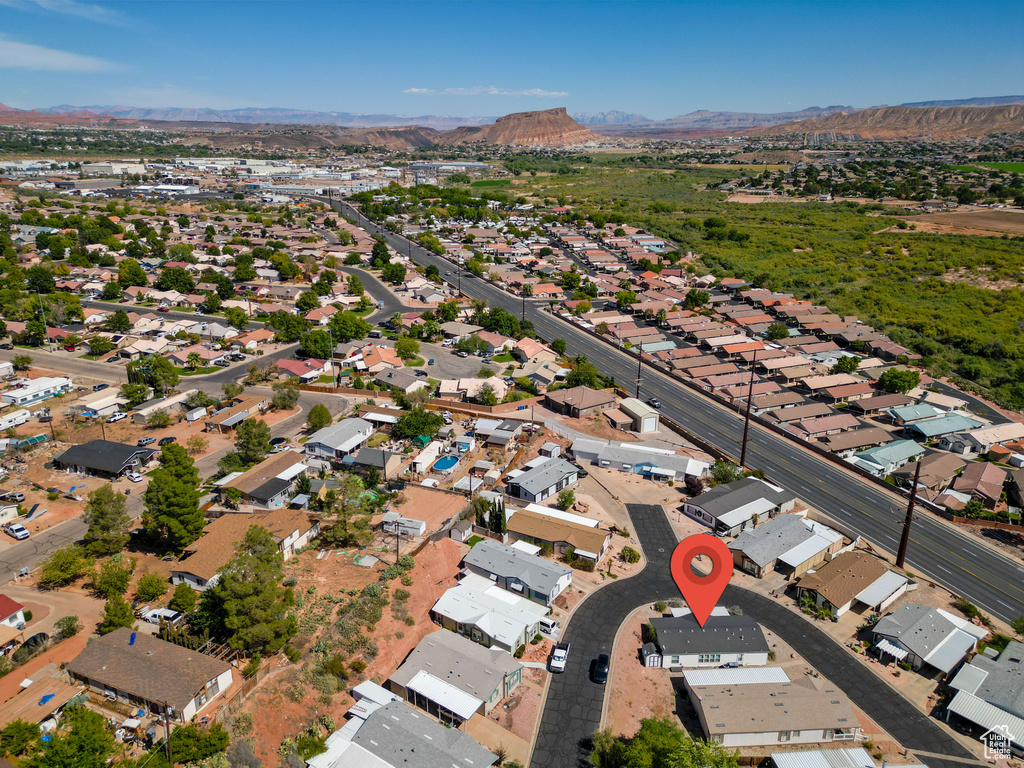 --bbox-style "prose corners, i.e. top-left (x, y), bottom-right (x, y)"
top-left (1, 0), bottom-right (1022, 118)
